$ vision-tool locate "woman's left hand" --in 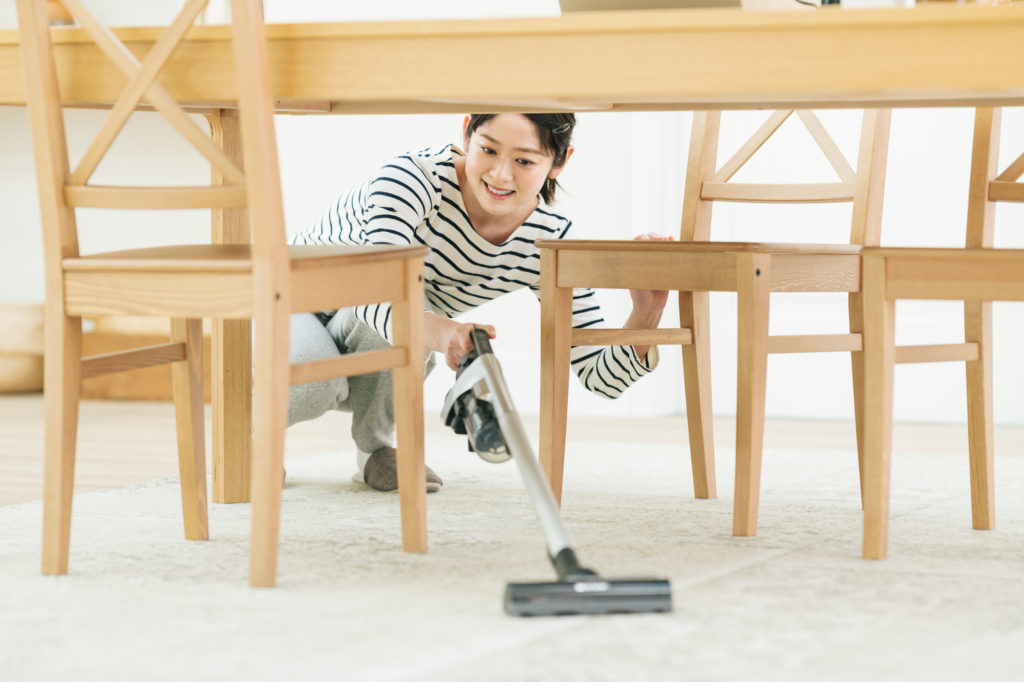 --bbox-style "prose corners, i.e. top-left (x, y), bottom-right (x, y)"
top-left (628, 233), bottom-right (674, 317)
top-left (625, 233), bottom-right (674, 362)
